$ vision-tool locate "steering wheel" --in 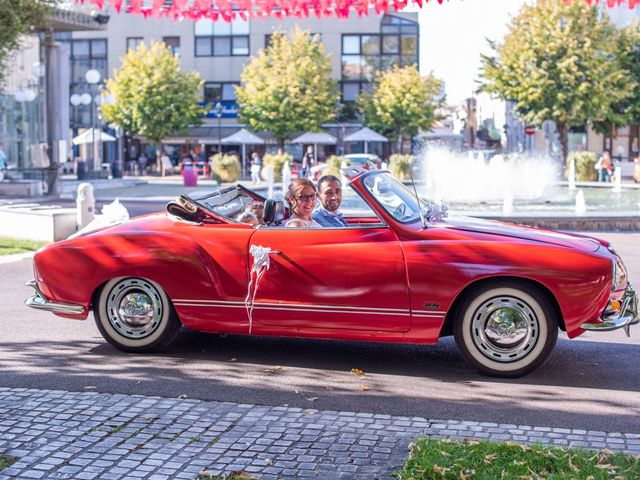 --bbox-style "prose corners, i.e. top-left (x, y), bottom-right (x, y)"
top-left (393, 203), bottom-right (407, 219)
